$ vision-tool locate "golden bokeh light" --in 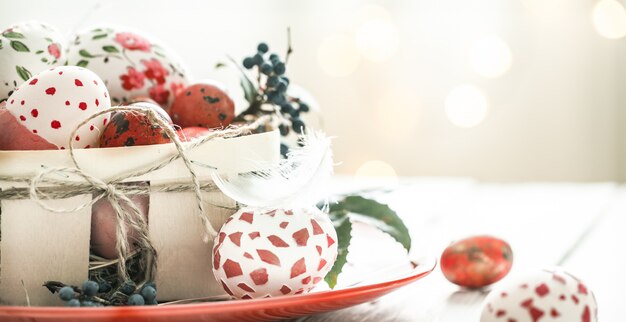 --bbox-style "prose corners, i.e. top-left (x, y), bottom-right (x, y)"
top-left (469, 36), bottom-right (512, 78)
top-left (592, 0), bottom-right (626, 39)
top-left (317, 33), bottom-right (361, 77)
top-left (445, 84), bottom-right (489, 128)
